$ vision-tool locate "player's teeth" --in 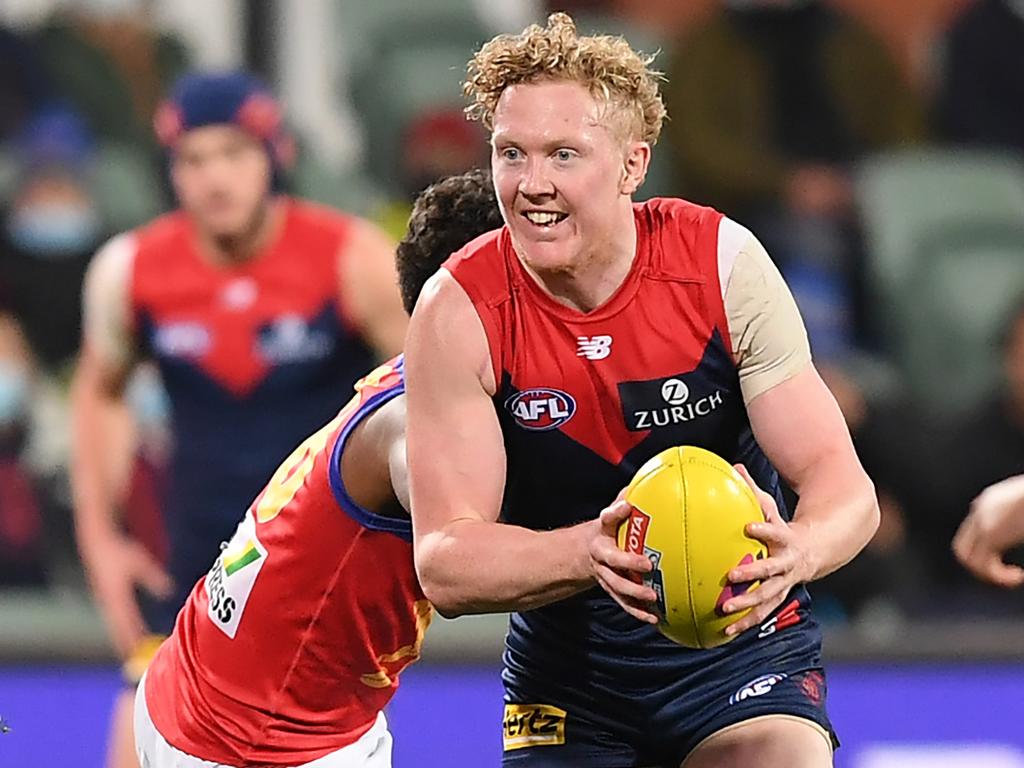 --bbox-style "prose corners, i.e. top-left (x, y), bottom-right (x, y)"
top-left (525, 212), bottom-right (561, 225)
